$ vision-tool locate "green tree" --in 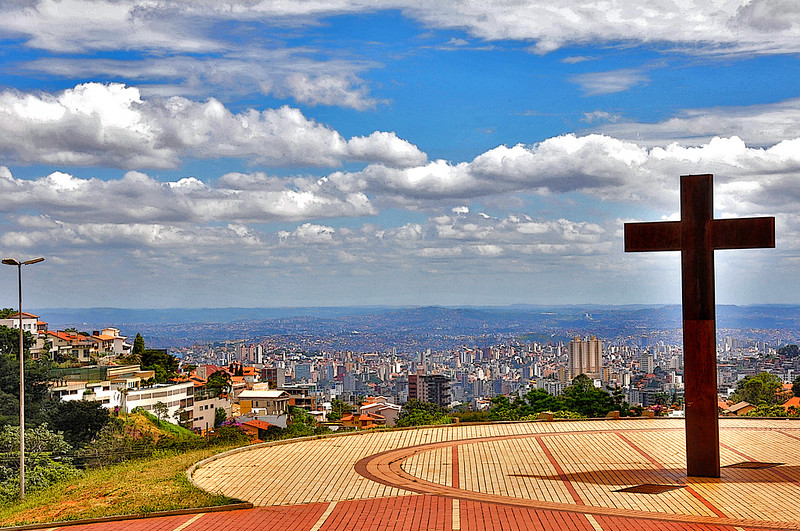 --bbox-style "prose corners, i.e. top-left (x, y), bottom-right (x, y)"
top-left (396, 399), bottom-right (451, 427)
top-left (731, 372), bottom-right (784, 406)
top-left (133, 333), bottom-right (145, 358)
top-left (49, 400), bottom-right (110, 447)
top-left (488, 395), bottom-right (520, 421)
top-left (746, 404), bottom-right (794, 418)
top-left (152, 402), bottom-right (168, 424)
top-left (205, 370), bottom-right (232, 395)
top-left (0, 327), bottom-right (49, 427)
top-left (0, 325), bottom-right (33, 358)
top-left (651, 392), bottom-right (670, 406)
top-left (0, 423), bottom-right (79, 503)
top-left (608, 385), bottom-right (631, 417)
top-left (487, 388), bottom-right (566, 421)
top-left (214, 407), bottom-right (227, 429)
top-left (523, 388), bottom-right (564, 413)
top-left (560, 374), bottom-right (614, 418)
top-left (779, 344), bottom-right (800, 358)
top-left (141, 349), bottom-right (179, 383)
top-left (328, 398), bottom-right (354, 422)
top-left (793, 375), bottom-right (800, 398)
